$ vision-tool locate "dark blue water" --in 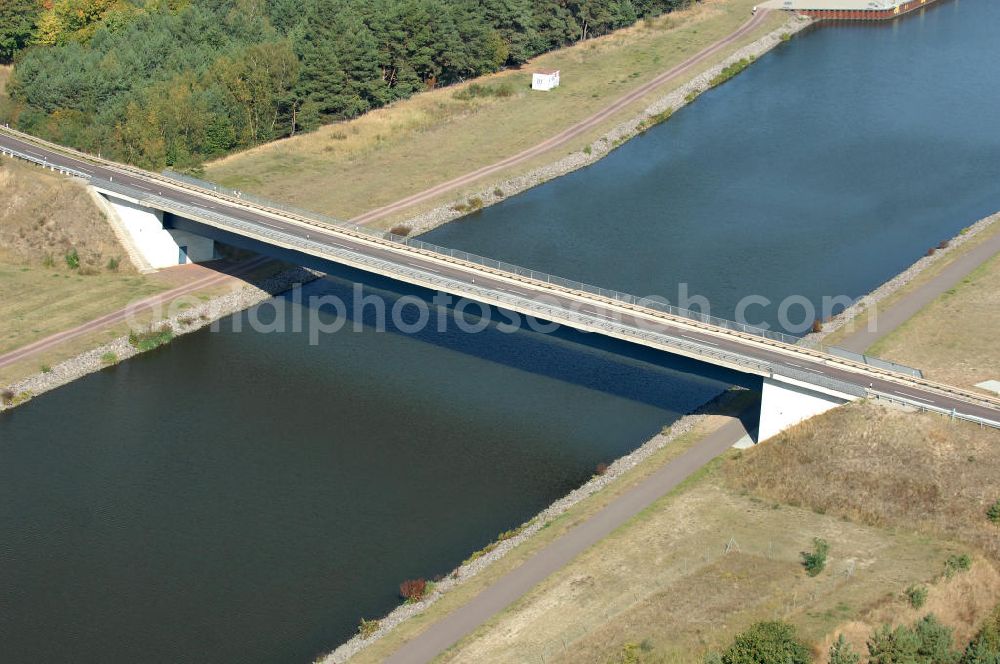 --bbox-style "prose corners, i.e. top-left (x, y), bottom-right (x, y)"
top-left (0, 271), bottom-right (735, 664)
top-left (3, 1), bottom-right (999, 662)
top-left (426, 0), bottom-right (1000, 331)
